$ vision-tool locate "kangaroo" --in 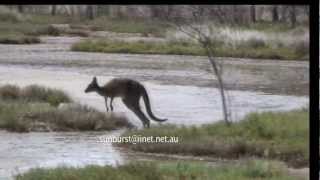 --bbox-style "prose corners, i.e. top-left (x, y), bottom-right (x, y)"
top-left (84, 77), bottom-right (167, 128)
